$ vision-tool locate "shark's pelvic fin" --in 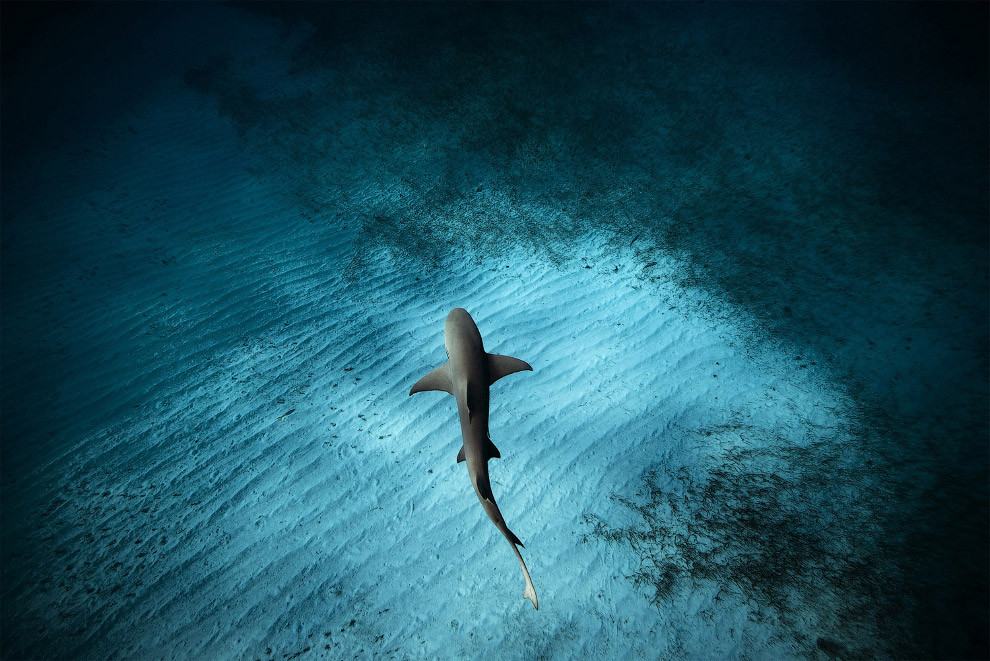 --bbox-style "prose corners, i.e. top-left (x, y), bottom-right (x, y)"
top-left (487, 354), bottom-right (533, 385)
top-left (456, 438), bottom-right (499, 463)
top-left (409, 363), bottom-right (453, 396)
top-left (484, 436), bottom-right (501, 460)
